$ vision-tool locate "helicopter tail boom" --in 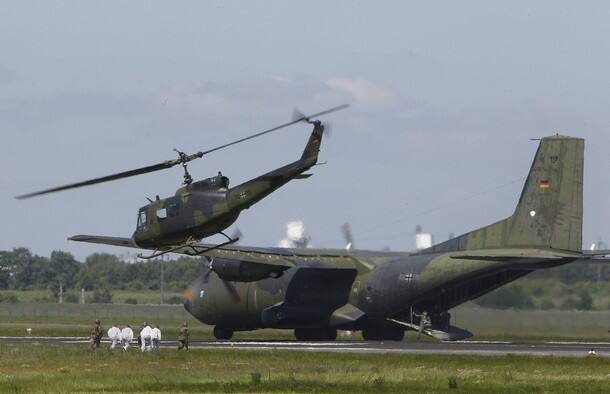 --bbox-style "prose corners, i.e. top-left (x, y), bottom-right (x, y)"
top-left (226, 122), bottom-right (325, 210)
